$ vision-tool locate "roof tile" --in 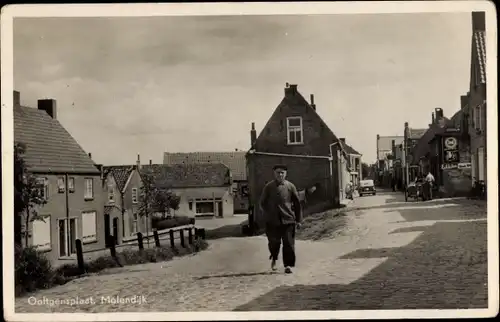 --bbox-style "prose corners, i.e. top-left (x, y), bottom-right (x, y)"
top-left (164, 151), bottom-right (247, 180)
top-left (103, 165), bottom-right (135, 191)
top-left (14, 105), bottom-right (100, 174)
top-left (141, 163), bottom-right (231, 189)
